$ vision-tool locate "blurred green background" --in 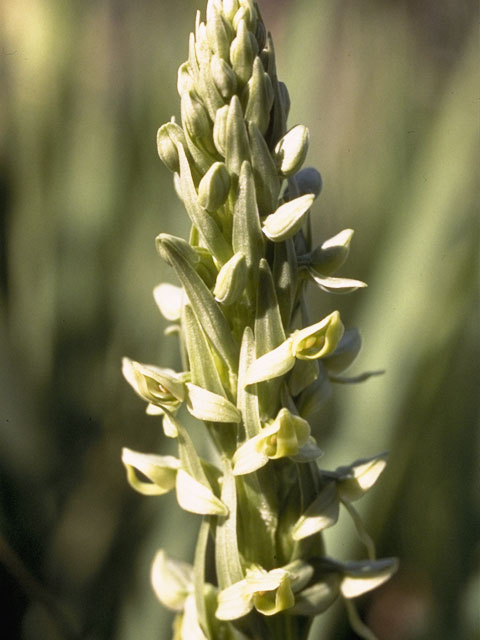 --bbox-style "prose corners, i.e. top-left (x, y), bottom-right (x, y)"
top-left (0, 0), bottom-right (478, 639)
